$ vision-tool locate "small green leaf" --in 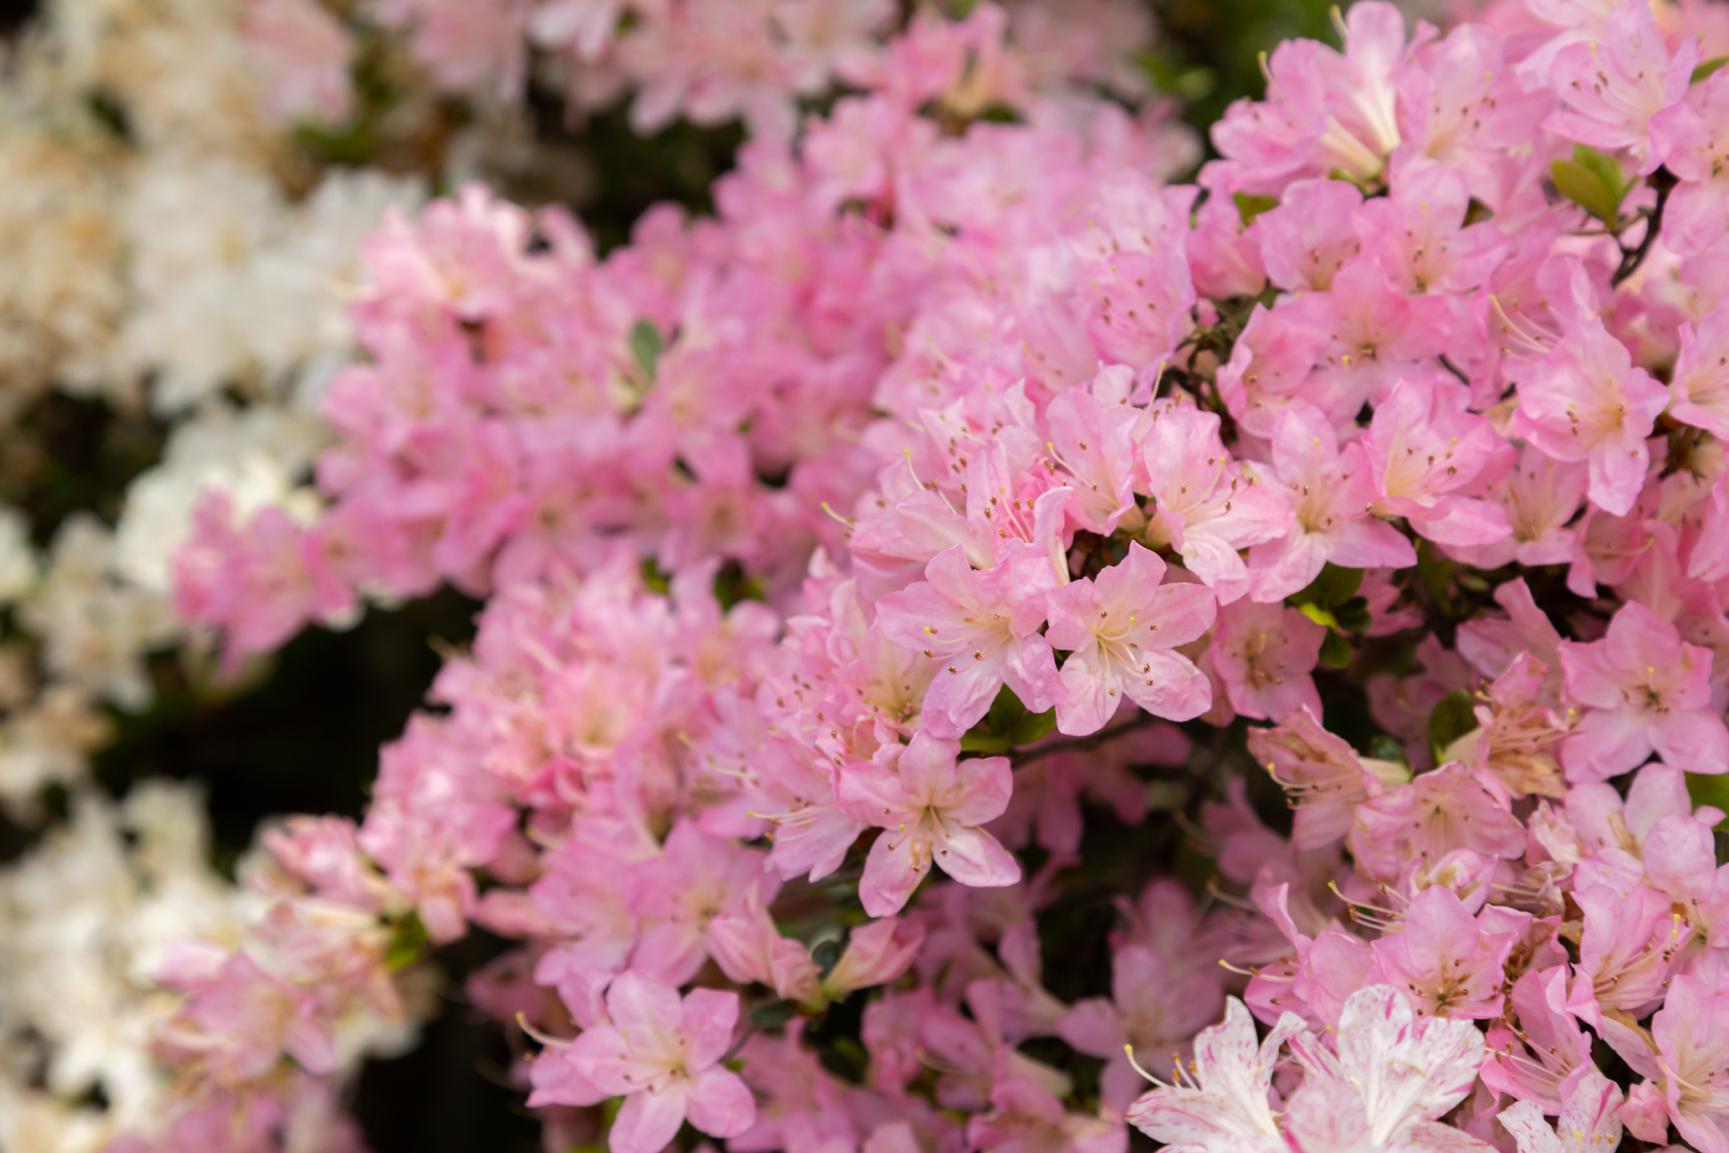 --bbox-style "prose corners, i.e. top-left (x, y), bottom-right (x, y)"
top-left (1686, 773), bottom-right (1729, 829)
top-left (1427, 691), bottom-right (1479, 764)
top-left (1297, 602), bottom-right (1340, 631)
top-left (1416, 540), bottom-right (1458, 615)
top-left (1294, 564), bottom-right (1363, 610)
top-left (1693, 56), bottom-right (1729, 84)
top-left (749, 1000), bottom-right (799, 1029)
top-left (1318, 631), bottom-right (1354, 670)
top-left (713, 561), bottom-right (764, 610)
top-left (958, 730), bottom-right (1012, 754)
top-left (384, 912), bottom-right (430, 972)
top-left (1367, 734), bottom-right (1407, 764)
top-left (1233, 192), bottom-right (1279, 225)
top-left (1551, 146), bottom-right (1630, 225)
top-left (630, 319), bottom-right (663, 382)
top-left (961, 686), bottom-right (1055, 753)
top-left (1333, 596), bottom-right (1372, 634)
top-left (639, 557), bottom-right (672, 596)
